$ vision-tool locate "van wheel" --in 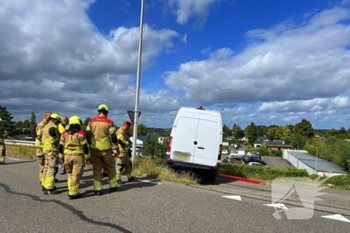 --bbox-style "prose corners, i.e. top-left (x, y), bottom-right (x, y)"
top-left (201, 172), bottom-right (216, 183)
